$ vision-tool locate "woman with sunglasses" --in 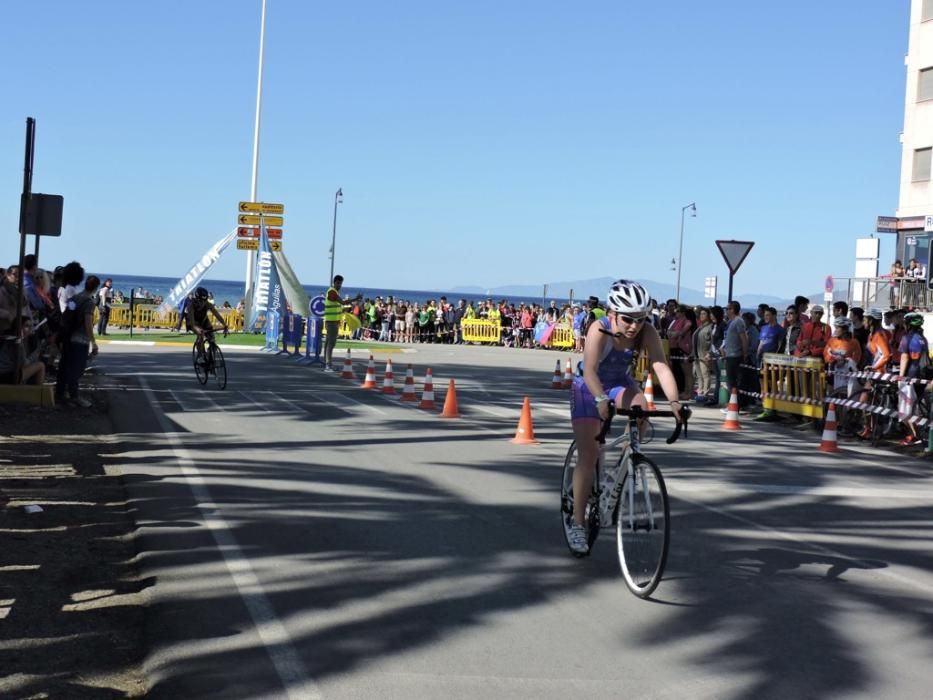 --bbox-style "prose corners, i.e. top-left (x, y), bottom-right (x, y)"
top-left (567, 279), bottom-right (683, 556)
